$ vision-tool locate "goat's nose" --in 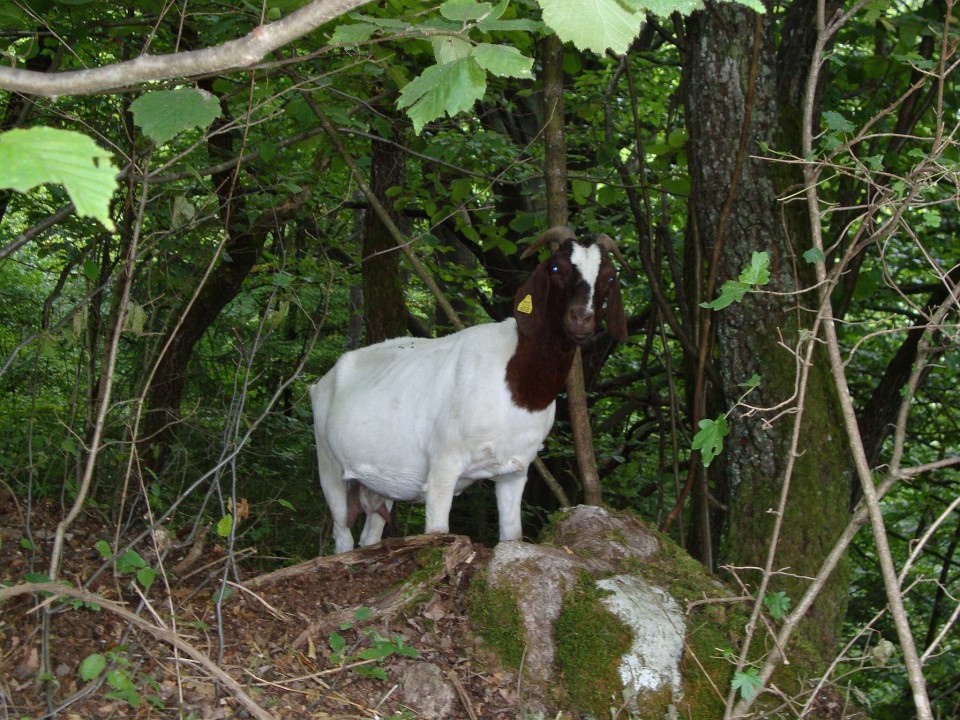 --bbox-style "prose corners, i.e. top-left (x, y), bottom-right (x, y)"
top-left (566, 306), bottom-right (596, 342)
top-left (569, 306), bottom-right (594, 324)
